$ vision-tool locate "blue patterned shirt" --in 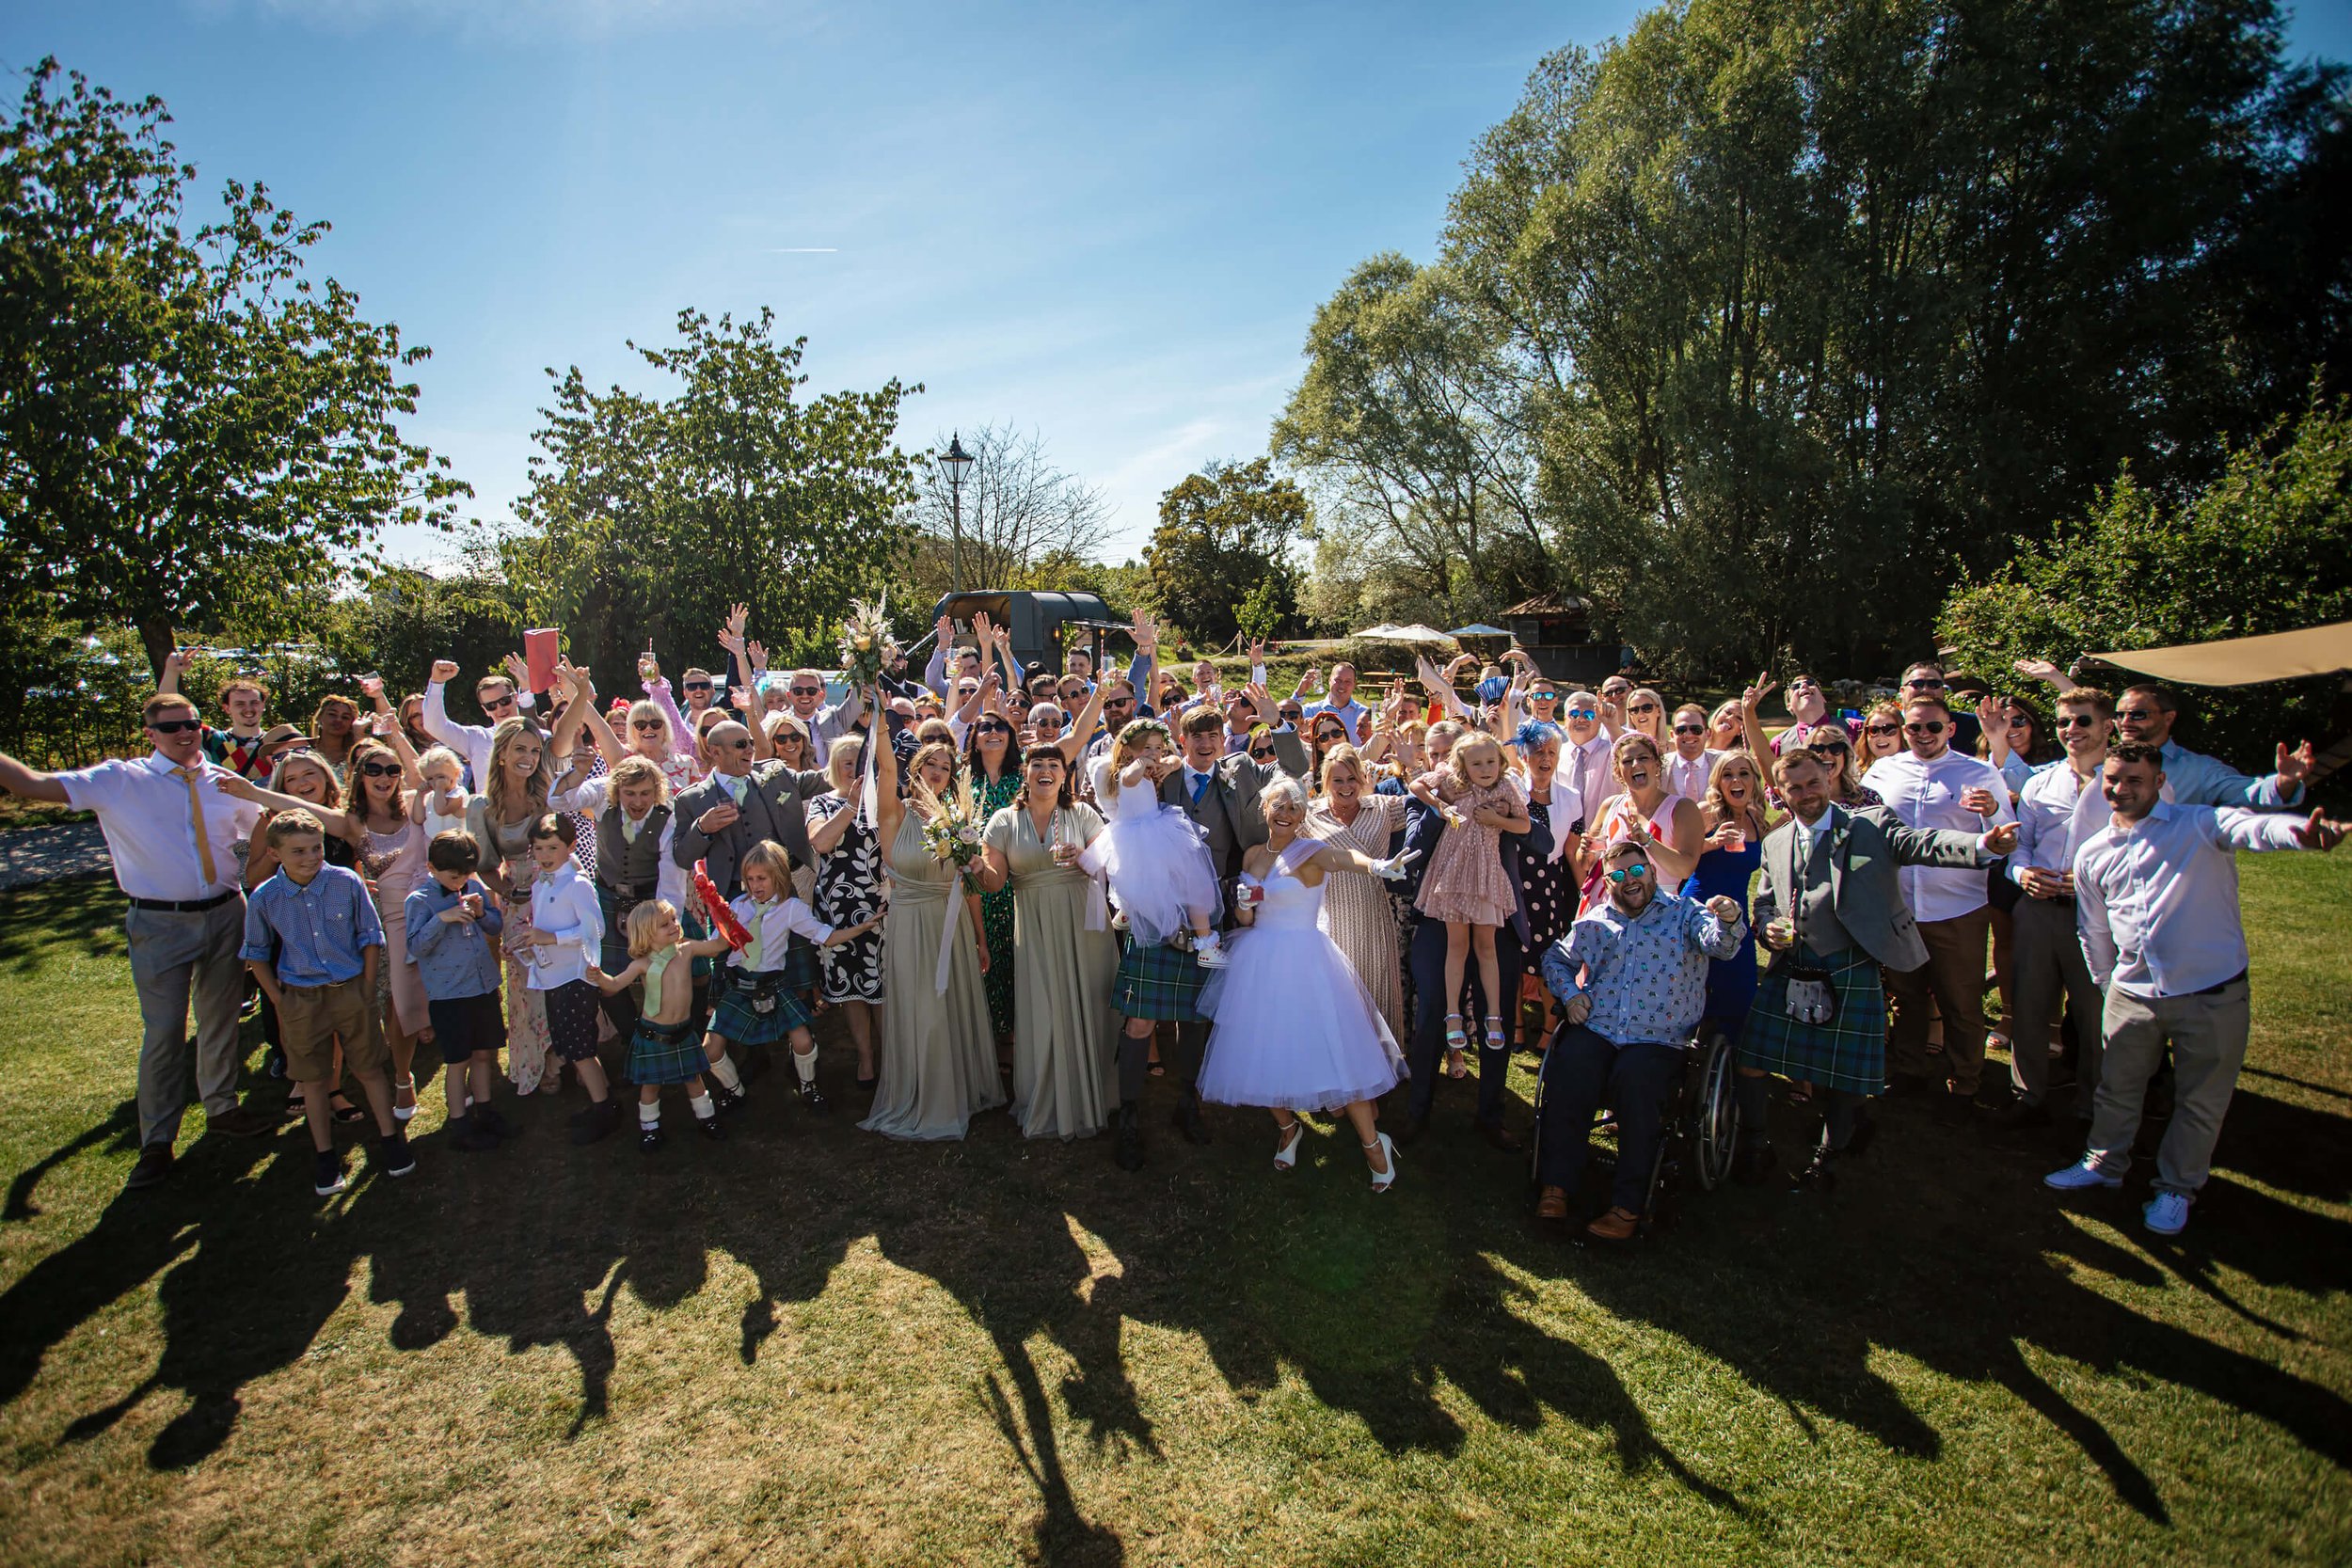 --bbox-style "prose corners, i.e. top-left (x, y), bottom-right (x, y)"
top-left (1541, 891), bottom-right (1742, 1047)
top-left (240, 863), bottom-right (384, 986)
